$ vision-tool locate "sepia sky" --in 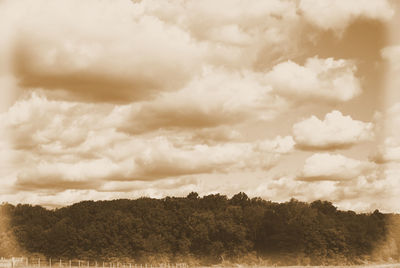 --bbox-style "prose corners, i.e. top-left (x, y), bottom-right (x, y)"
top-left (1, 0), bottom-right (400, 212)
